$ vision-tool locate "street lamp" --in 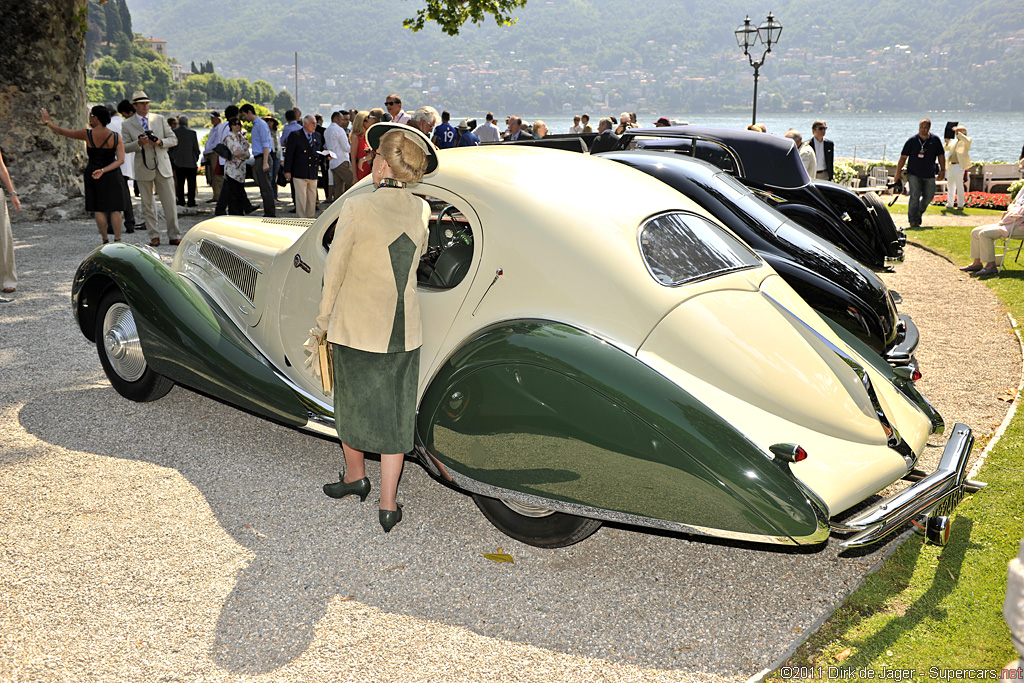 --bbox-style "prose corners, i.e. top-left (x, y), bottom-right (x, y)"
top-left (734, 12), bottom-right (783, 126)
